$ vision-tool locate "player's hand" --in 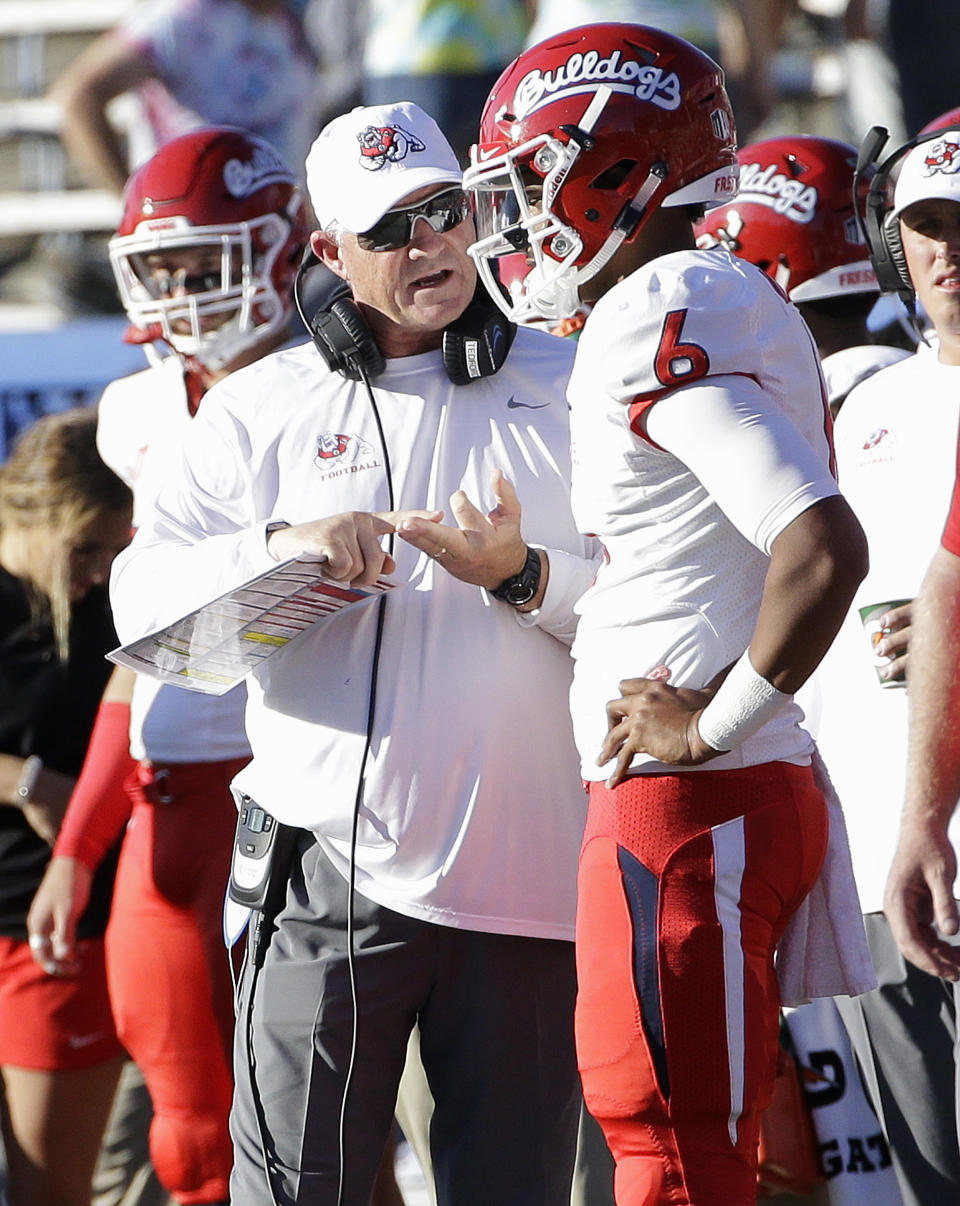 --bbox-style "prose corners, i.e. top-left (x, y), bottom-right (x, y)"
top-left (874, 600), bottom-right (912, 684)
top-left (396, 470), bottom-right (532, 591)
top-left (268, 508), bottom-right (442, 585)
top-left (26, 856), bottom-right (92, 977)
top-left (884, 814), bottom-right (960, 980)
top-left (599, 668), bottom-right (725, 787)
